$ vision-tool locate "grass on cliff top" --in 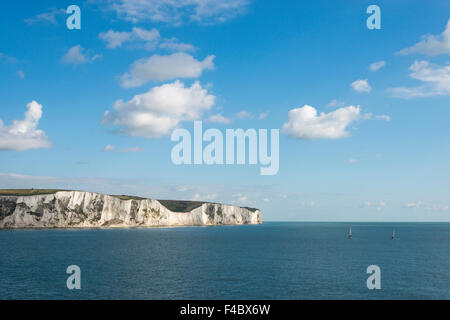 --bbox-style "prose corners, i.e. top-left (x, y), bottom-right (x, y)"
top-left (112, 197), bottom-right (257, 212)
top-left (109, 195), bottom-right (205, 212)
top-left (111, 195), bottom-right (148, 201)
top-left (158, 200), bottom-right (205, 212)
top-left (0, 189), bottom-right (68, 196)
